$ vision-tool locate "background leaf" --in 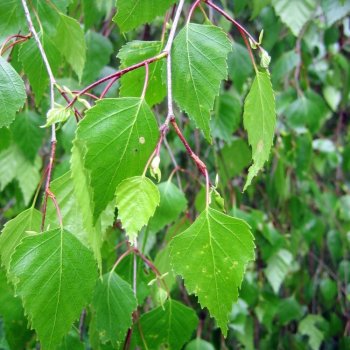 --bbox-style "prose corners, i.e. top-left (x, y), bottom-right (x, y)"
top-left (148, 181), bottom-right (187, 234)
top-left (133, 299), bottom-right (198, 349)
